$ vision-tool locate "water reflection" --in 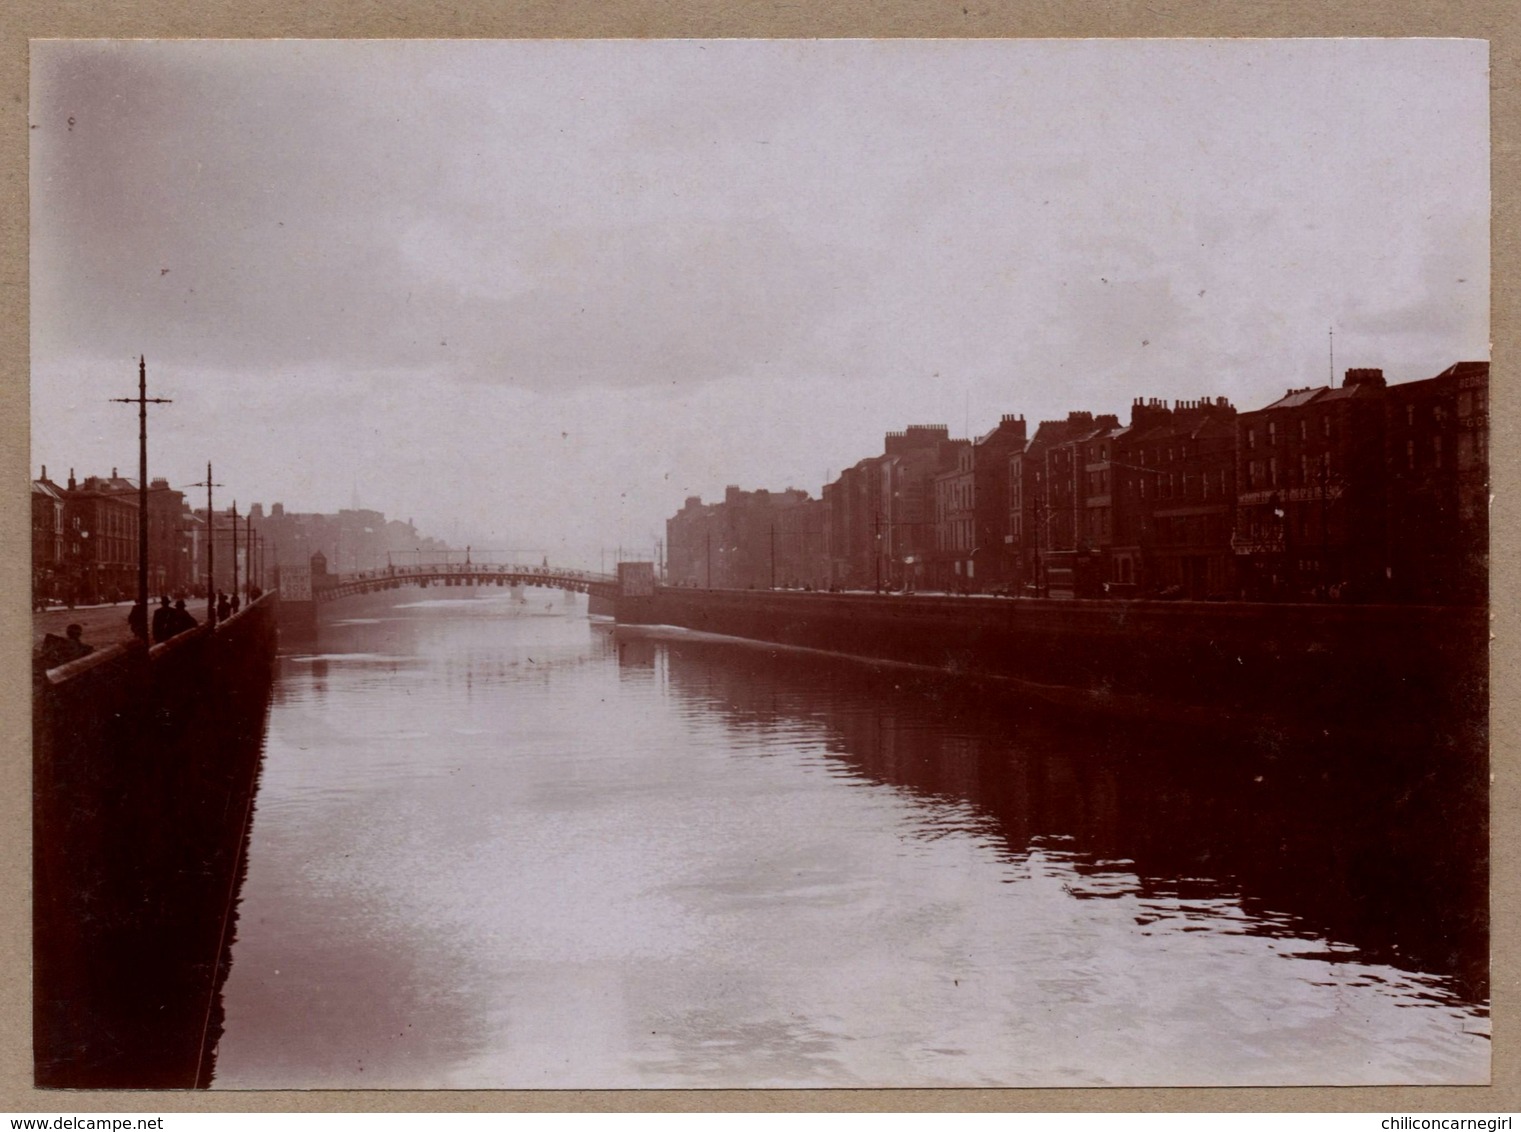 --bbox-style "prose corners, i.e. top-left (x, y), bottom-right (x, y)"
top-left (212, 595), bottom-right (1487, 1089)
top-left (645, 629), bottom-right (1487, 1011)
